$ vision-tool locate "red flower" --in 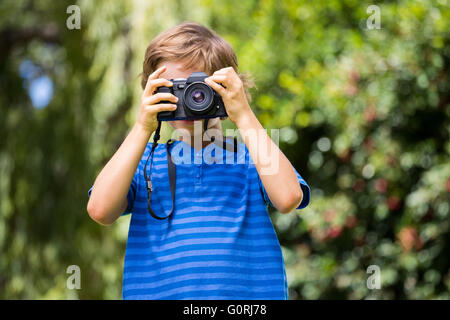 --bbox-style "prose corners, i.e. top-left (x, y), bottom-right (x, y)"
top-left (397, 227), bottom-right (424, 252)
top-left (387, 196), bottom-right (401, 210)
top-left (345, 215), bottom-right (358, 229)
top-left (327, 226), bottom-right (342, 239)
top-left (374, 179), bottom-right (388, 193)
